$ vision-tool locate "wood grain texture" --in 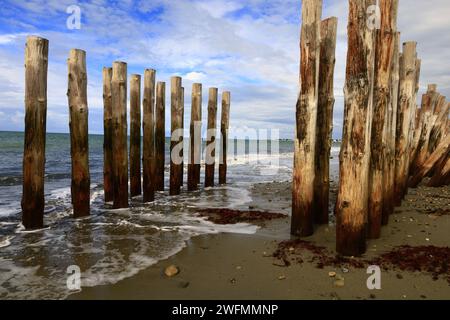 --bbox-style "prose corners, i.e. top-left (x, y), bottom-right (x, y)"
top-left (219, 91), bottom-right (231, 185)
top-left (155, 81), bottom-right (166, 191)
top-left (205, 88), bottom-right (218, 188)
top-left (130, 74), bottom-right (142, 197)
top-left (103, 67), bottom-right (114, 203)
top-left (143, 69), bottom-right (156, 202)
top-left (188, 83), bottom-right (202, 191)
top-left (170, 77), bottom-right (183, 195)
